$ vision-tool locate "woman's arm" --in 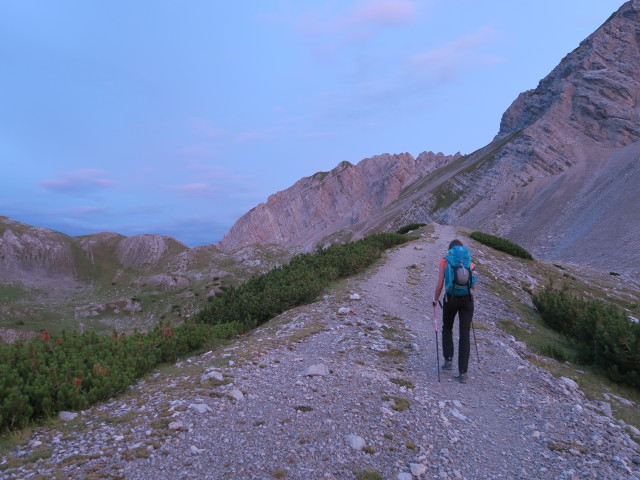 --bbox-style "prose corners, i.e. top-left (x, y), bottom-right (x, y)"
top-left (433, 259), bottom-right (445, 305)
